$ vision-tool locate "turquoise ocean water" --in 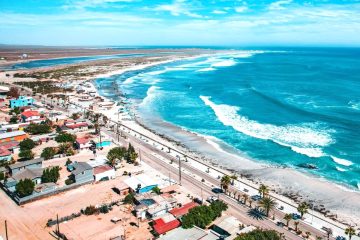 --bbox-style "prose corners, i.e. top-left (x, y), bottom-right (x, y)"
top-left (95, 48), bottom-right (360, 190)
